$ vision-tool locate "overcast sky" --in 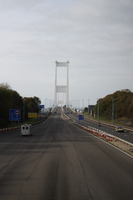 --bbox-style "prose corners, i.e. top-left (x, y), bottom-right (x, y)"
top-left (0, 0), bottom-right (133, 107)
